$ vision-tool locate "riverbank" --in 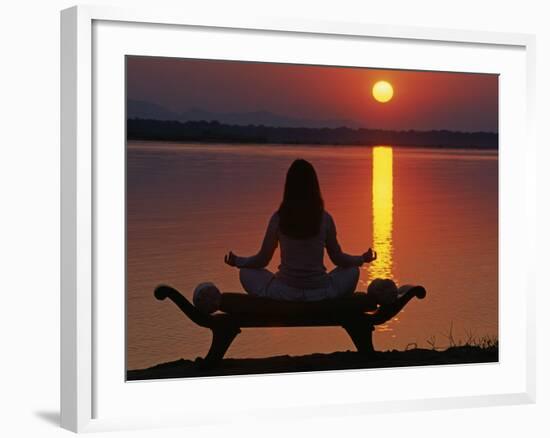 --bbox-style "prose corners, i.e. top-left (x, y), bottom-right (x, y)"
top-left (127, 345), bottom-right (498, 380)
top-left (127, 119), bottom-right (498, 149)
